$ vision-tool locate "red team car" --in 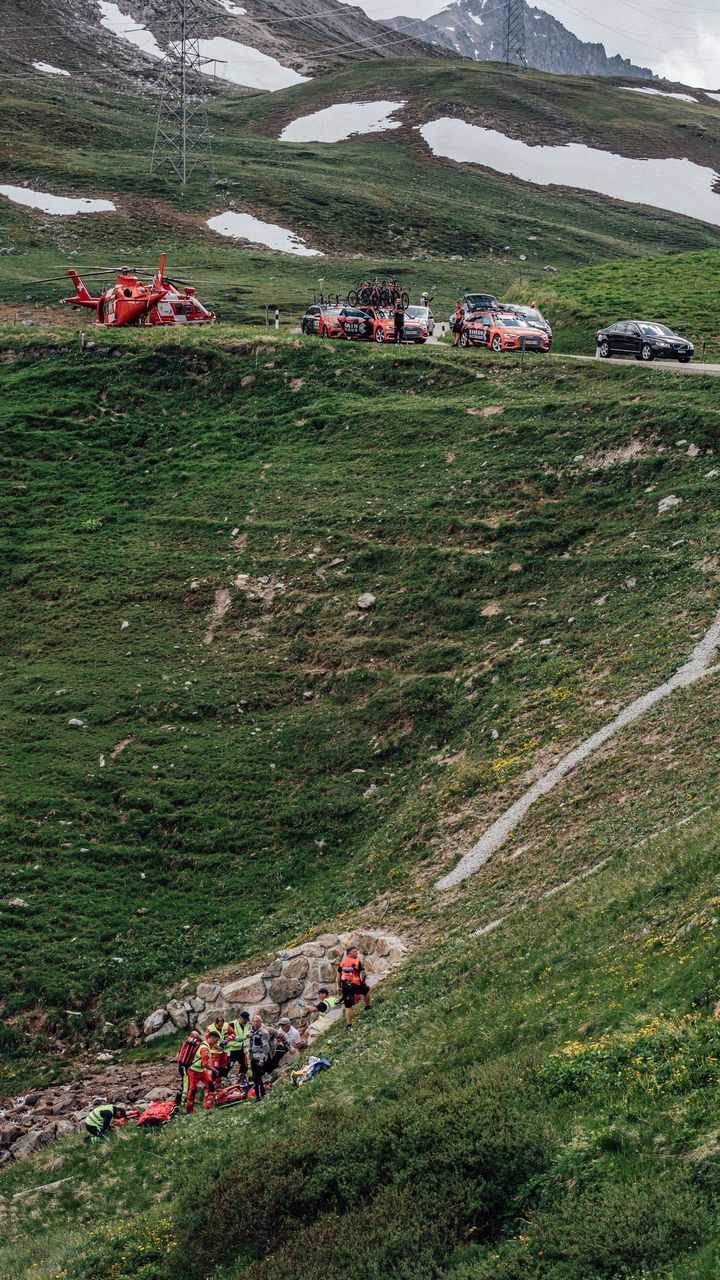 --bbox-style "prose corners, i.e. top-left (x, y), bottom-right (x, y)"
top-left (460, 310), bottom-right (550, 353)
top-left (301, 304), bottom-right (429, 343)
